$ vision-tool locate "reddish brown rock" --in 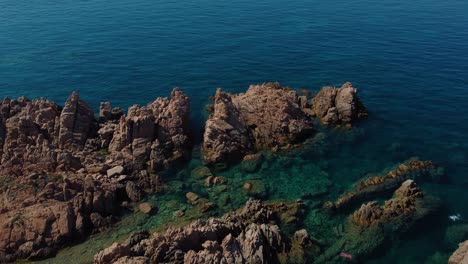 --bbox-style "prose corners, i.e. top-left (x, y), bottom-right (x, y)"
top-left (317, 180), bottom-right (440, 263)
top-left (58, 92), bottom-right (97, 148)
top-left (310, 82), bottom-right (367, 126)
top-left (109, 88), bottom-right (192, 170)
top-left (325, 159), bottom-right (442, 212)
top-left (202, 83), bottom-right (314, 165)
